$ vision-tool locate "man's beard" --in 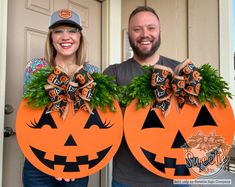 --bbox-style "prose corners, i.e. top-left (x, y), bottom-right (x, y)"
top-left (129, 35), bottom-right (161, 60)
